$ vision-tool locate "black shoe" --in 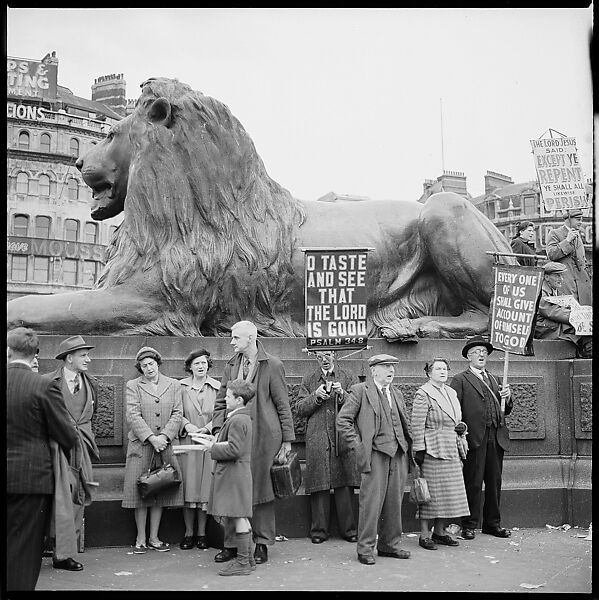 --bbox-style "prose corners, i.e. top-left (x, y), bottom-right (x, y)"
top-left (214, 547), bottom-right (237, 562)
top-left (432, 532), bottom-right (459, 546)
top-left (419, 537), bottom-right (438, 550)
top-left (462, 528), bottom-right (476, 540)
top-left (311, 536), bottom-right (326, 544)
top-left (343, 534), bottom-right (358, 543)
top-left (53, 557), bottom-right (83, 571)
top-left (254, 543), bottom-right (268, 564)
top-left (377, 549), bottom-right (411, 559)
top-left (196, 535), bottom-right (209, 549)
top-left (482, 526), bottom-right (511, 538)
top-left (358, 554), bottom-right (376, 565)
top-left (179, 535), bottom-right (195, 550)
